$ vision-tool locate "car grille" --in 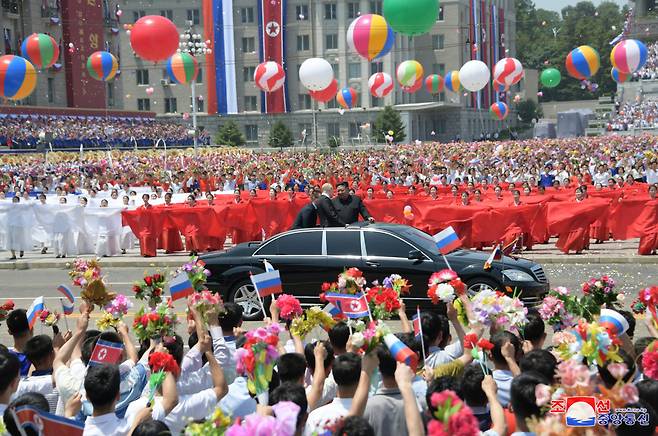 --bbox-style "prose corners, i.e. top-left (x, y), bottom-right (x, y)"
top-left (531, 265), bottom-right (547, 283)
top-left (521, 294), bottom-right (544, 307)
